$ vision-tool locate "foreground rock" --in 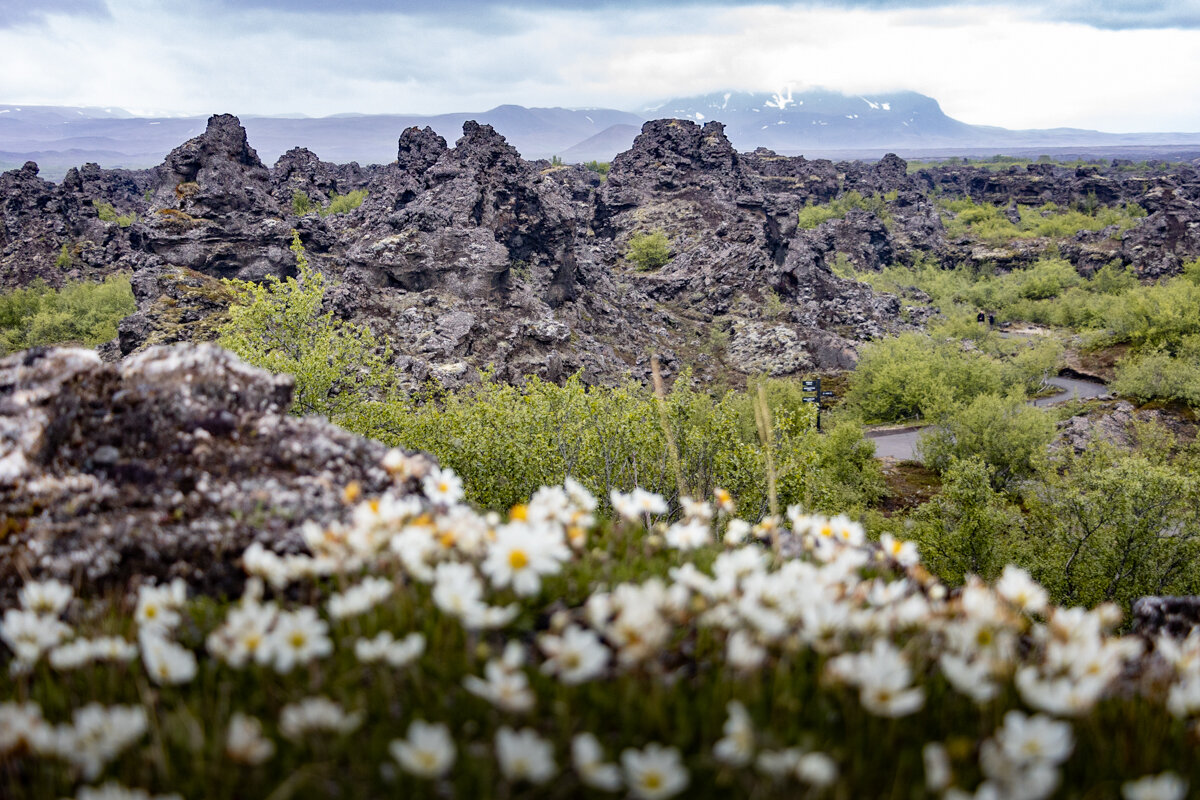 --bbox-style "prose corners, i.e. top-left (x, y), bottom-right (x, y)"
top-left (0, 344), bottom-right (426, 600)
